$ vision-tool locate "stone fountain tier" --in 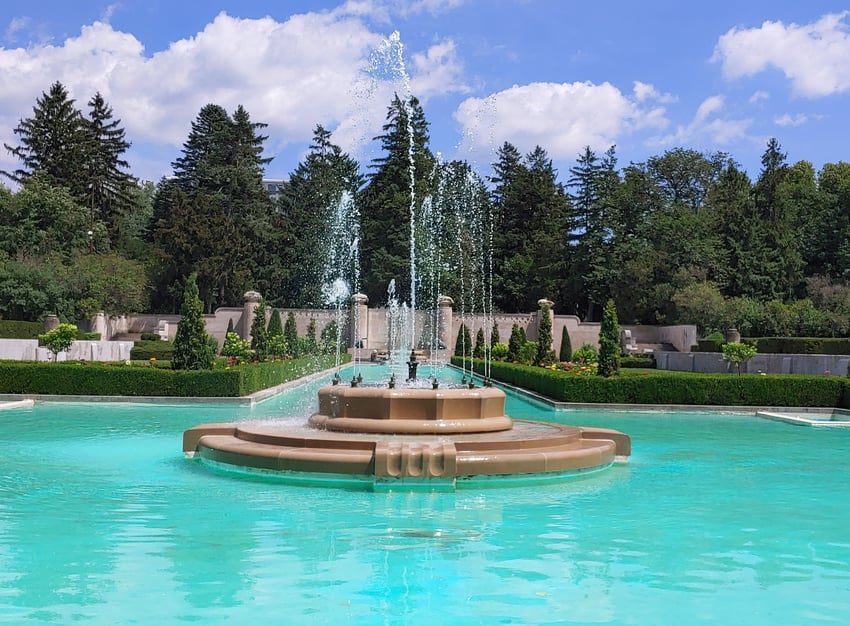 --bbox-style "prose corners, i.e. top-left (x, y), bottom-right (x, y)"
top-left (309, 384), bottom-right (513, 434)
top-left (183, 383), bottom-right (631, 484)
